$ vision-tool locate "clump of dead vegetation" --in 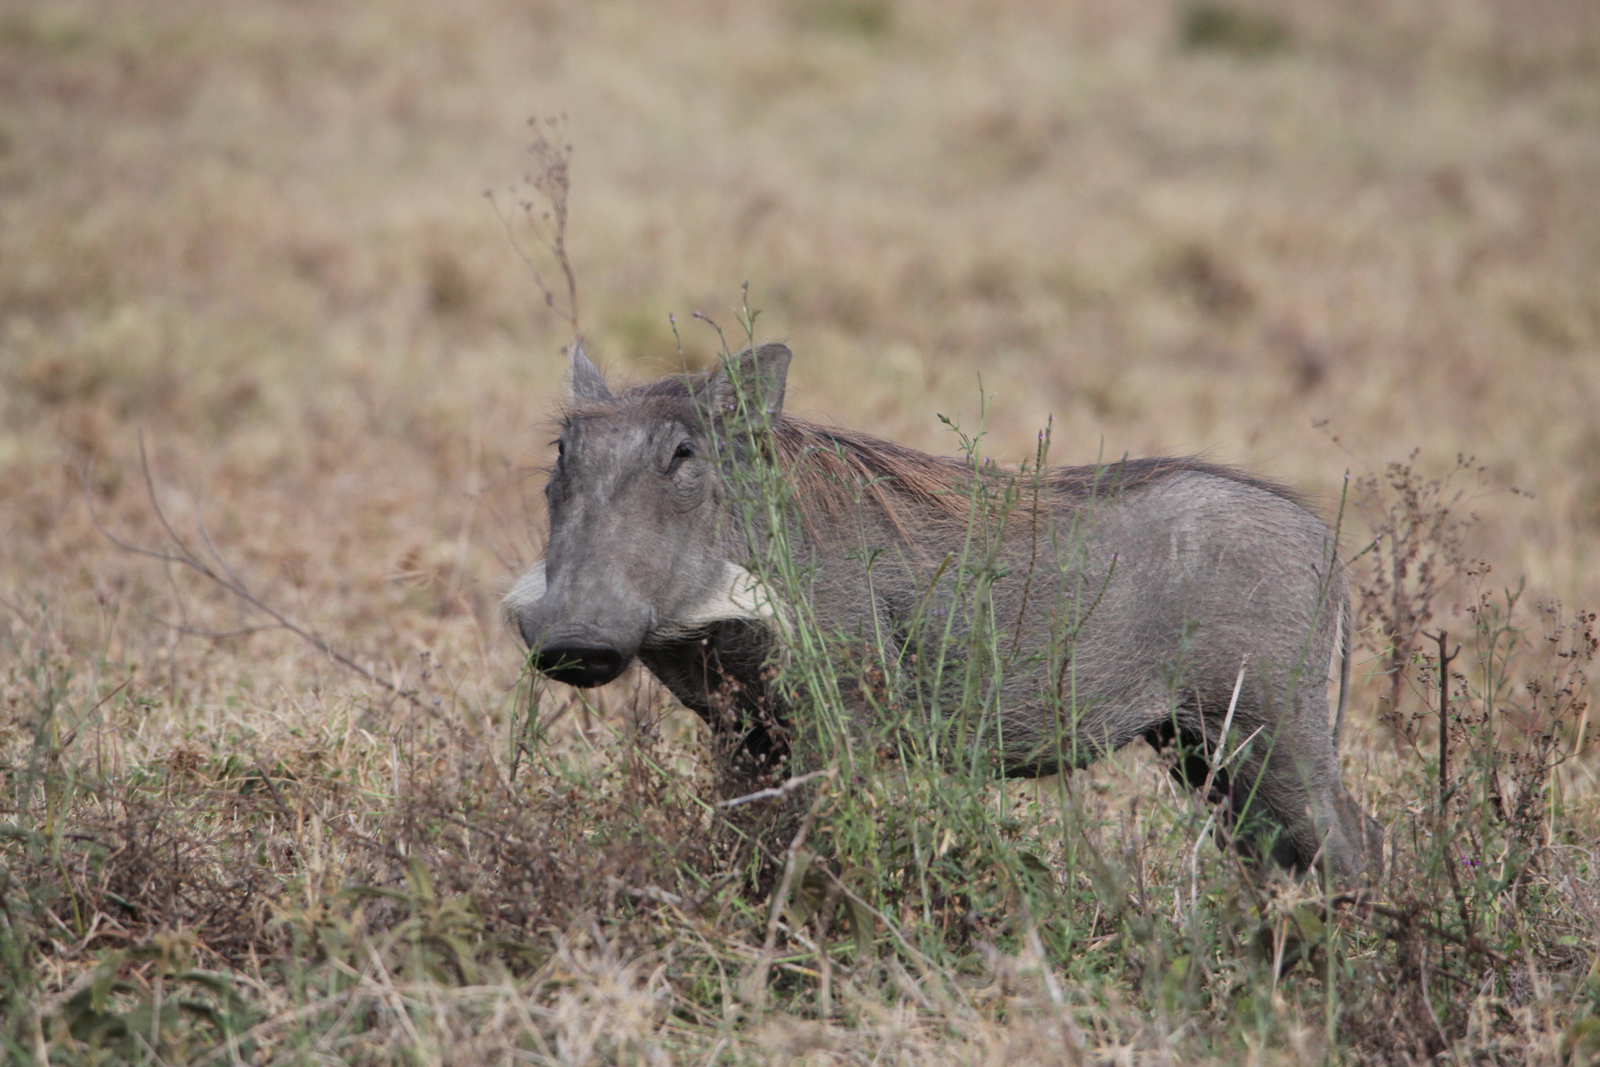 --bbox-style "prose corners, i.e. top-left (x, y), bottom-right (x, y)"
top-left (1338, 457), bottom-right (1600, 1062)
